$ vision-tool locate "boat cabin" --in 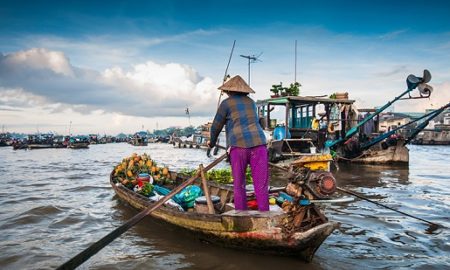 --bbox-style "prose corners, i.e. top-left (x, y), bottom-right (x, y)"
top-left (256, 95), bottom-right (355, 161)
